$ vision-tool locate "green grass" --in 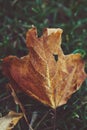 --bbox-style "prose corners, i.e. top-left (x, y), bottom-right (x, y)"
top-left (0, 0), bottom-right (87, 130)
